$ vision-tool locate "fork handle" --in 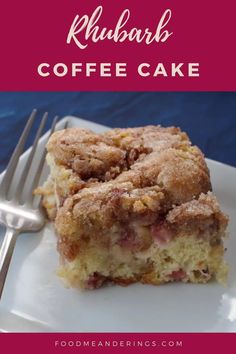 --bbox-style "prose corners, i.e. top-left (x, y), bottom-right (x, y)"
top-left (0, 228), bottom-right (19, 299)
